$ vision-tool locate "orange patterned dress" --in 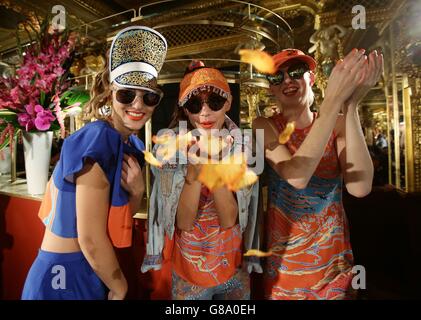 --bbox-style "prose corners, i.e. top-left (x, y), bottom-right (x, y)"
top-left (172, 186), bottom-right (243, 288)
top-left (264, 113), bottom-right (355, 300)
